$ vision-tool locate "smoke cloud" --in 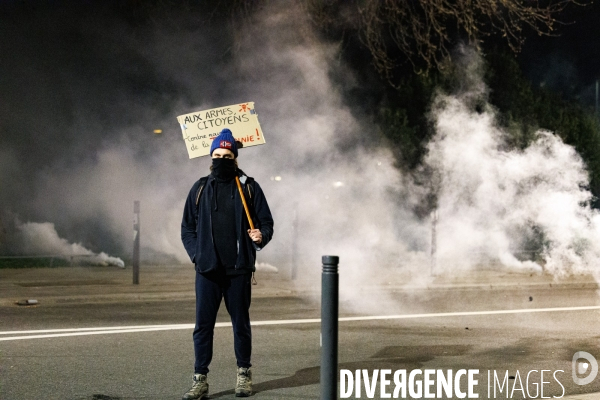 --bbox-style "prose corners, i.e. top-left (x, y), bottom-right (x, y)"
top-left (19, 220), bottom-right (124, 267)
top-left (425, 49), bottom-right (600, 281)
